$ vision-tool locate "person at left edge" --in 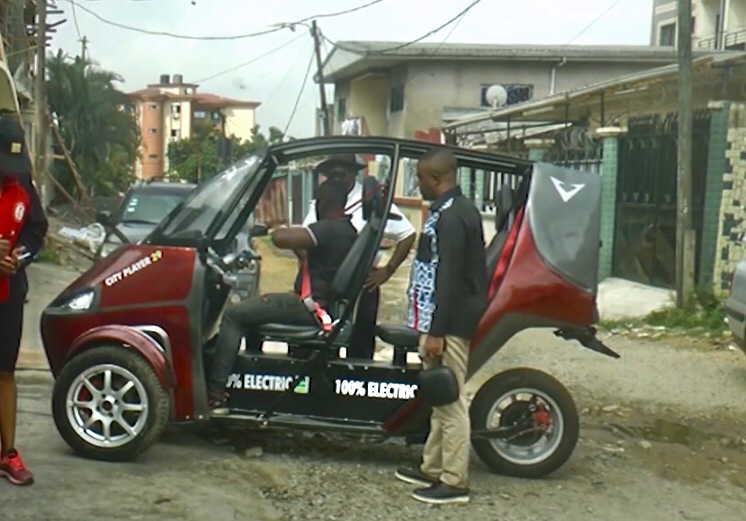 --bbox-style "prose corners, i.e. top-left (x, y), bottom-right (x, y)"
top-left (0, 117), bottom-right (48, 487)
